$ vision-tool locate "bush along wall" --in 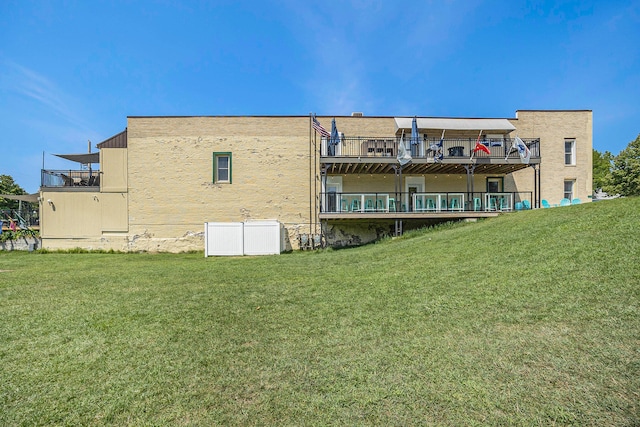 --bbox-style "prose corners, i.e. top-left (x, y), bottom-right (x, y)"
top-left (0, 229), bottom-right (41, 251)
